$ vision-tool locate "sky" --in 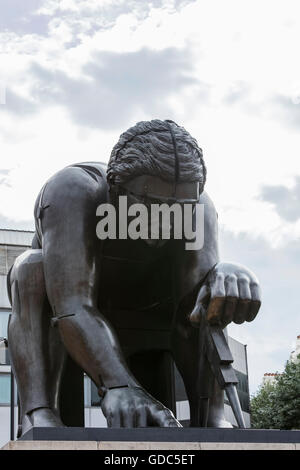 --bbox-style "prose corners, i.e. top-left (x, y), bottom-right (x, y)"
top-left (0, 0), bottom-right (299, 394)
